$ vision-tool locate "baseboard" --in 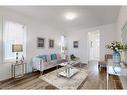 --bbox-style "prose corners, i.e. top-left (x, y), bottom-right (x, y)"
top-left (0, 72), bottom-right (34, 83)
